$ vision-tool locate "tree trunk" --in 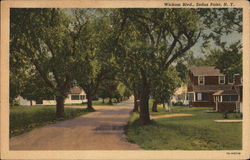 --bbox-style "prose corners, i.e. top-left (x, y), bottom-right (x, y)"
top-left (86, 92), bottom-right (95, 111)
top-left (133, 91), bottom-right (139, 112)
top-left (108, 97), bottom-right (113, 105)
top-left (102, 98), bottom-right (105, 103)
top-left (139, 86), bottom-right (150, 125)
top-left (152, 100), bottom-right (158, 112)
top-left (30, 100), bottom-right (33, 106)
top-left (56, 96), bottom-right (65, 118)
top-left (139, 69), bottom-right (151, 125)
